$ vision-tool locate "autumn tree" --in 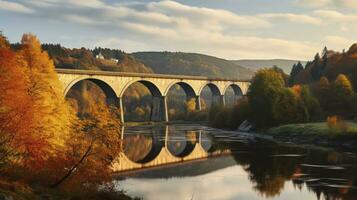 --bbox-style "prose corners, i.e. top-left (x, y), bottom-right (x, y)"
top-left (248, 69), bottom-right (285, 127)
top-left (19, 34), bottom-right (73, 170)
top-left (52, 102), bottom-right (121, 190)
top-left (334, 74), bottom-right (353, 96)
top-left (0, 34), bottom-right (36, 172)
top-left (299, 85), bottom-right (321, 121)
top-left (329, 74), bottom-right (354, 114)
